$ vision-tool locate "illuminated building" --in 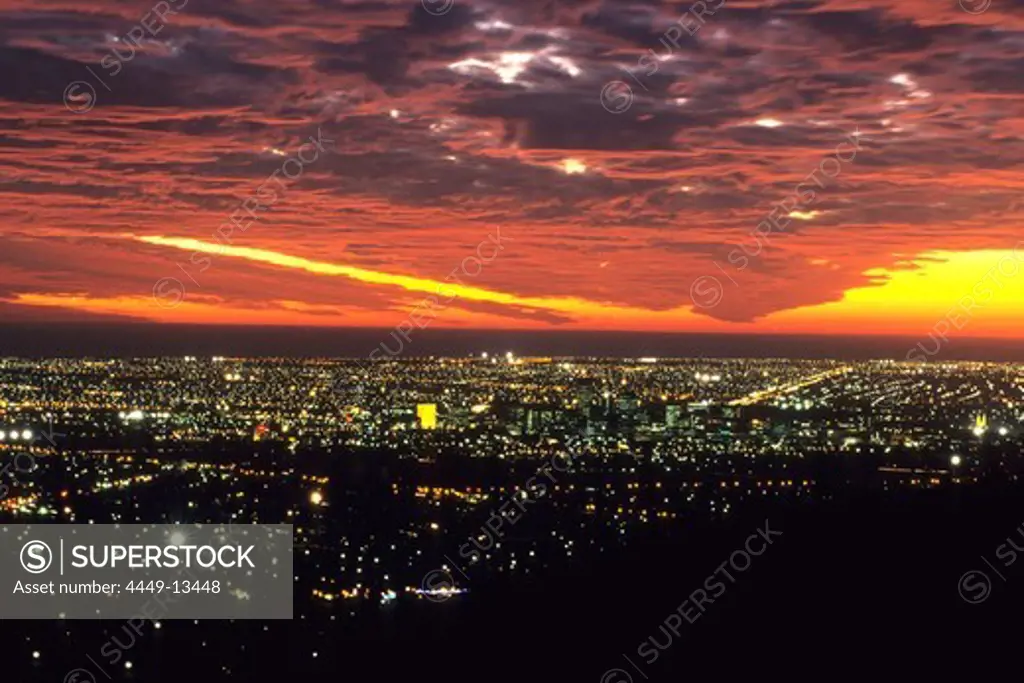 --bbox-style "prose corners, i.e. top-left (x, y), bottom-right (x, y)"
top-left (665, 405), bottom-right (681, 431)
top-left (973, 414), bottom-right (988, 437)
top-left (417, 403), bottom-right (438, 429)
